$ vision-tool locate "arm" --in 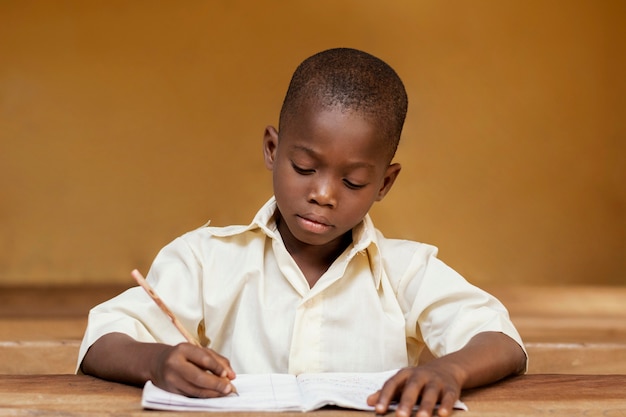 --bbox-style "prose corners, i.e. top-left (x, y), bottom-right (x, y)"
top-left (367, 331), bottom-right (526, 417)
top-left (80, 332), bottom-right (237, 397)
